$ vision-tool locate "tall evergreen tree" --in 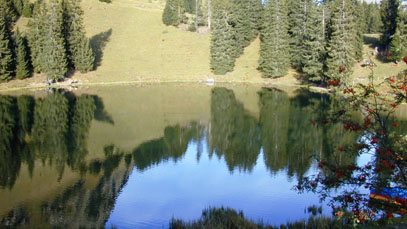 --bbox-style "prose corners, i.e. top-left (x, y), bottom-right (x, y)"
top-left (352, 0), bottom-right (364, 62)
top-left (14, 30), bottom-right (31, 79)
top-left (27, 0), bottom-right (47, 73)
top-left (42, 0), bottom-right (68, 81)
top-left (302, 0), bottom-right (325, 82)
top-left (184, 0), bottom-right (196, 14)
top-left (13, 0), bottom-right (23, 15)
top-left (380, 0), bottom-right (400, 47)
top-left (231, 0), bottom-right (251, 58)
top-left (63, 0), bottom-right (94, 73)
top-left (210, 1), bottom-right (236, 75)
top-left (258, 0), bottom-right (290, 78)
top-left (0, 0), bottom-right (18, 24)
top-left (325, 0), bottom-right (355, 84)
top-left (248, 0), bottom-right (263, 36)
top-left (22, 0), bottom-right (32, 17)
top-left (162, 0), bottom-right (179, 26)
top-left (287, 0), bottom-right (307, 69)
top-left (367, 3), bottom-right (382, 33)
top-left (389, 3), bottom-right (407, 62)
top-left (231, 0), bottom-right (262, 58)
top-left (0, 14), bottom-right (14, 82)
